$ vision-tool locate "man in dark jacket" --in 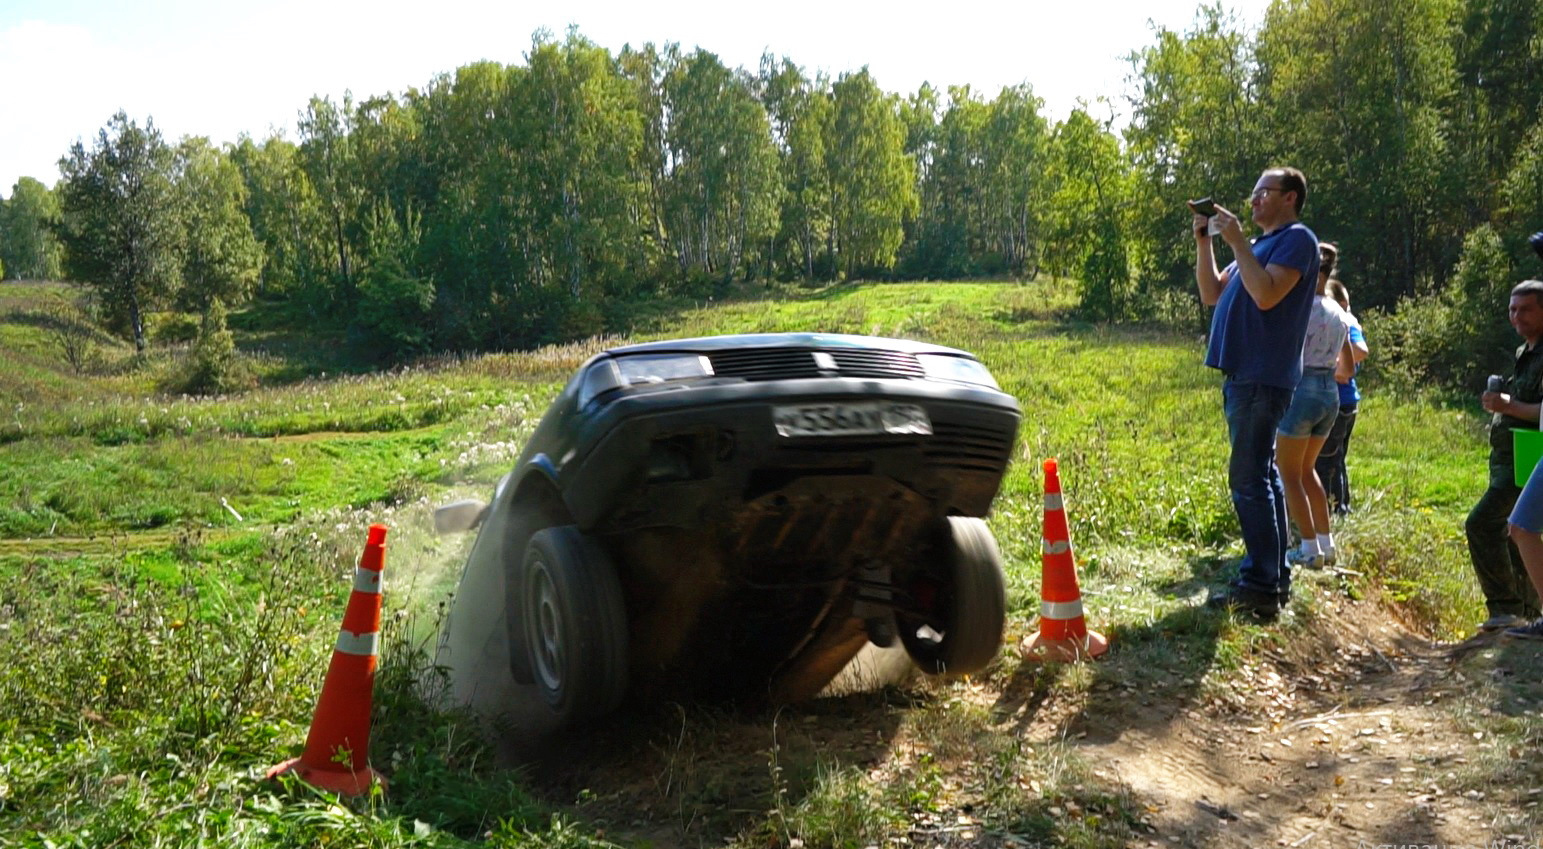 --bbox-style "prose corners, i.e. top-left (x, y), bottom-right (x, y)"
top-left (1466, 279), bottom-right (1543, 632)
